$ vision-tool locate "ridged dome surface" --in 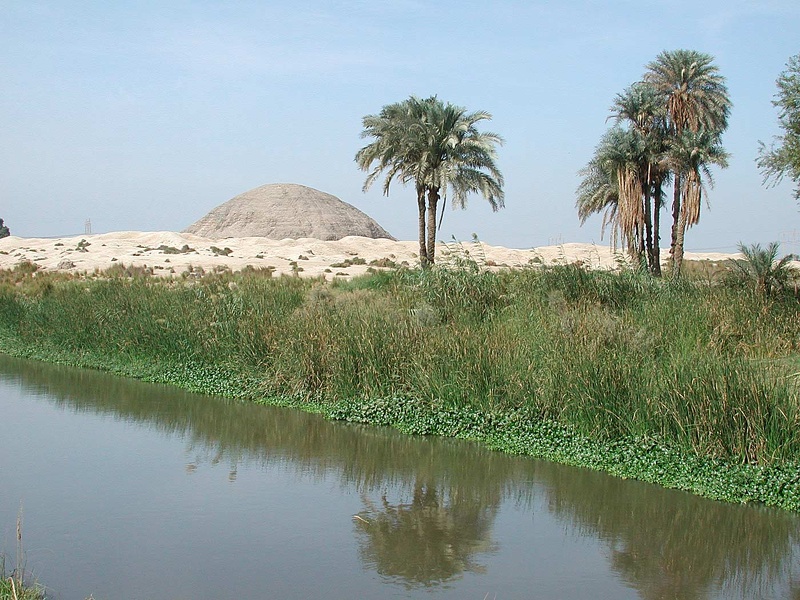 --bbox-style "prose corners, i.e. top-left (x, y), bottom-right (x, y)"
top-left (184, 183), bottom-right (395, 240)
